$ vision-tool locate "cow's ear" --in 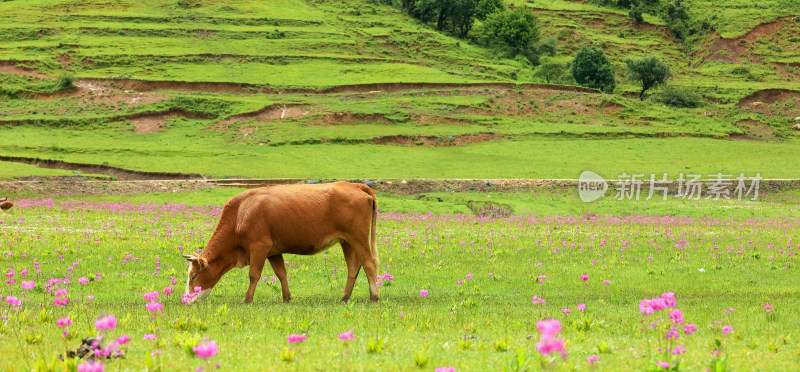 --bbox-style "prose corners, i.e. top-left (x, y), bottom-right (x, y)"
top-left (197, 257), bottom-right (209, 269)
